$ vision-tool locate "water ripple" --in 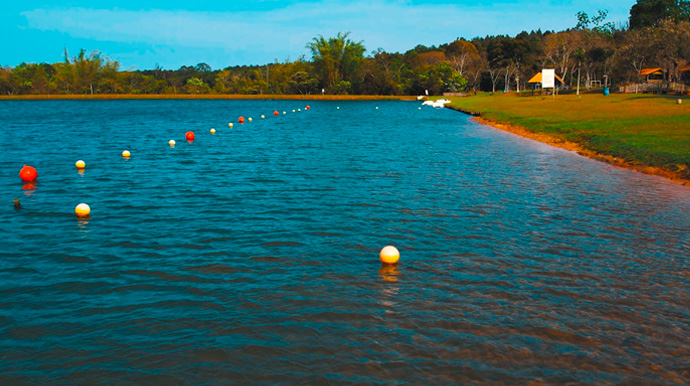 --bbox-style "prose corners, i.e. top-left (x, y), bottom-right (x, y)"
top-left (1, 100), bottom-right (689, 385)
